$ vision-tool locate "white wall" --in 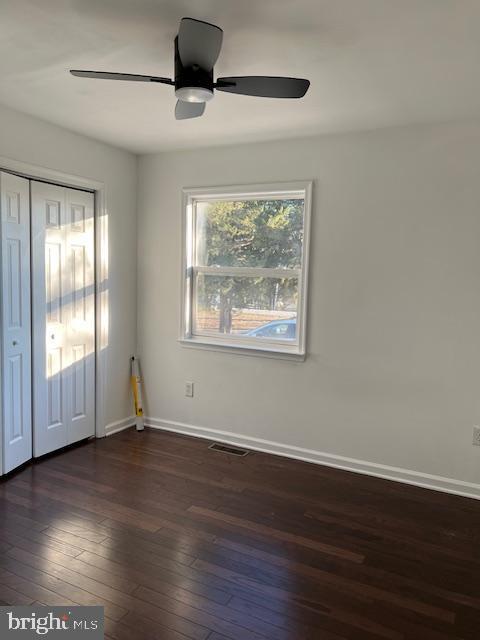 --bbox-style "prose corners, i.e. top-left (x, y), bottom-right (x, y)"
top-left (0, 103), bottom-right (137, 430)
top-left (137, 119), bottom-right (480, 496)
